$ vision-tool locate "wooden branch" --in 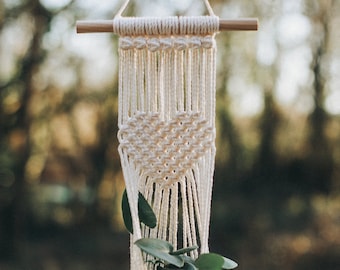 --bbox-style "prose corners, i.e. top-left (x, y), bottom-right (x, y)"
top-left (76, 18), bottom-right (258, 34)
